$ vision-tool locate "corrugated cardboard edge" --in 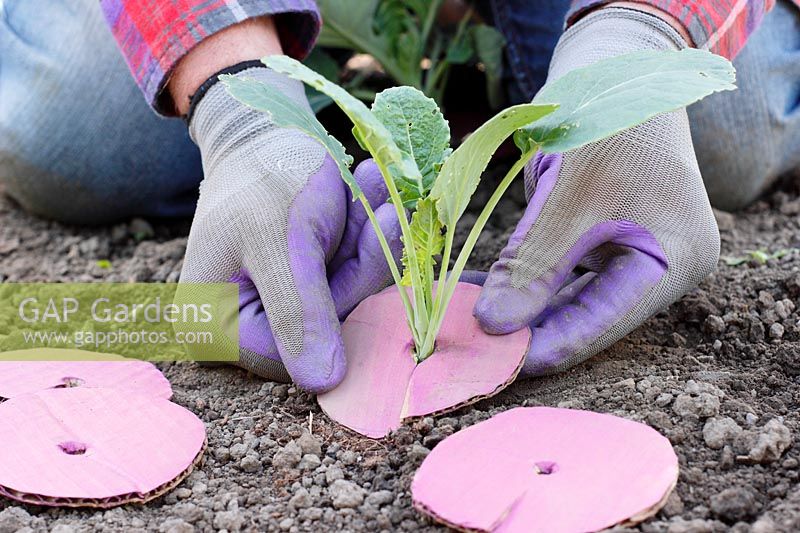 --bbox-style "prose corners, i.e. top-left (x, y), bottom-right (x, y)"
top-left (0, 438), bottom-right (207, 508)
top-left (412, 497), bottom-right (488, 533)
top-left (401, 341), bottom-right (528, 423)
top-left (615, 467), bottom-right (679, 528)
top-left (412, 464), bottom-right (679, 532)
top-left (319, 331), bottom-right (529, 440)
